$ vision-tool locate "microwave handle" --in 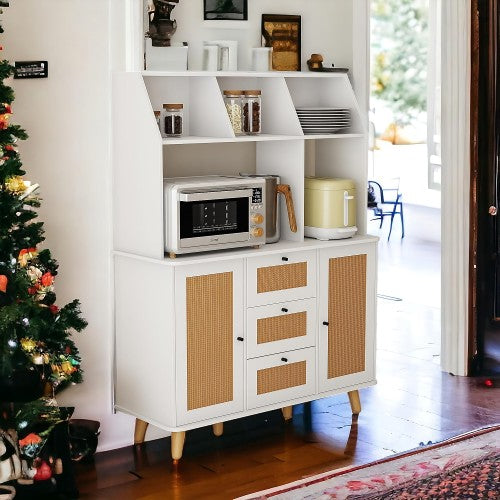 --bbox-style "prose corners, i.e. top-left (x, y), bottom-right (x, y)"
top-left (179, 189), bottom-right (253, 202)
